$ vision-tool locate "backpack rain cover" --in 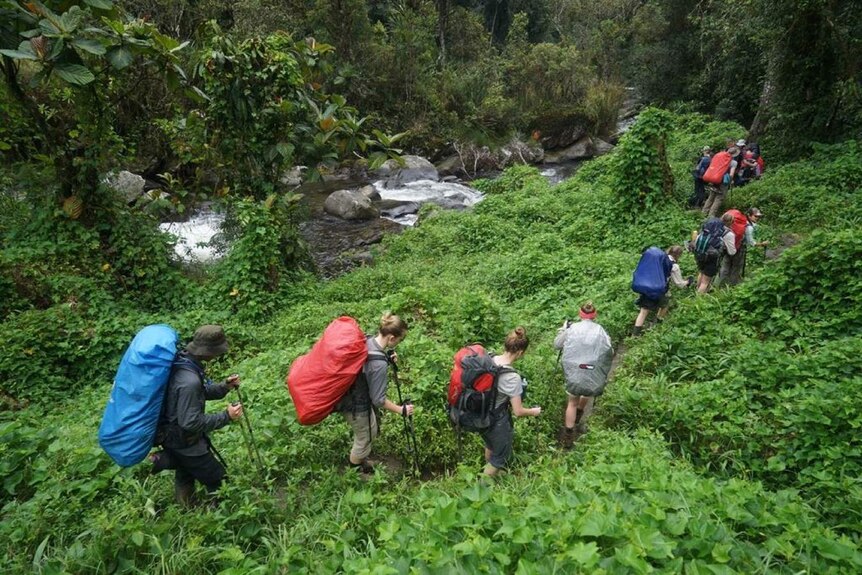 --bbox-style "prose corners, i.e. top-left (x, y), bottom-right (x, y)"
top-left (631, 247), bottom-right (672, 299)
top-left (98, 324), bottom-right (178, 467)
top-left (561, 322), bottom-right (614, 396)
top-left (286, 316), bottom-right (368, 425)
top-left (702, 151), bottom-right (732, 184)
